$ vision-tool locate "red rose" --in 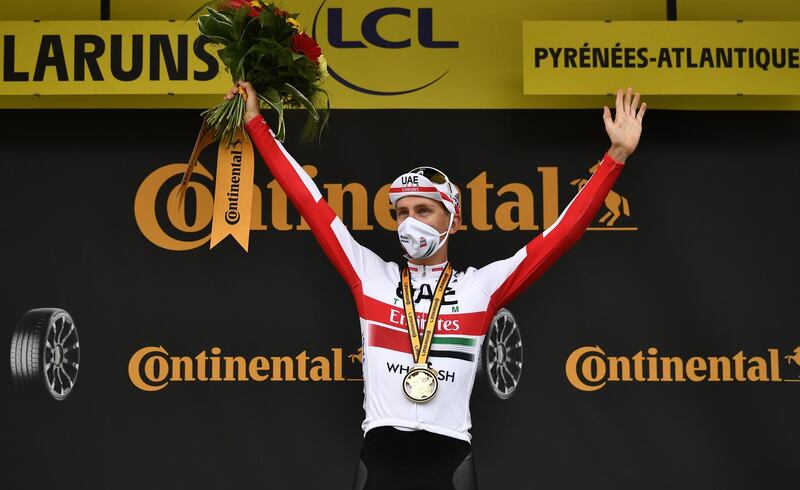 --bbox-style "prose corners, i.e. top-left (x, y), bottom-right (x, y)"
top-left (273, 6), bottom-right (287, 17)
top-left (290, 33), bottom-right (322, 64)
top-left (226, 0), bottom-right (262, 18)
